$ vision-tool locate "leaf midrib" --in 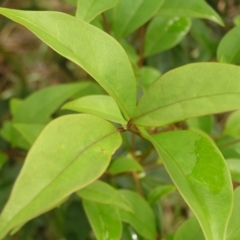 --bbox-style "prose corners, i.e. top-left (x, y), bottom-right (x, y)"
top-left (133, 92), bottom-right (240, 121)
